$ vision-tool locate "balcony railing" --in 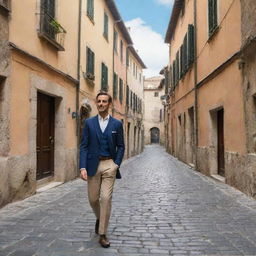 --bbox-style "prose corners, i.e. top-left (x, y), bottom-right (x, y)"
top-left (38, 11), bottom-right (66, 51)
